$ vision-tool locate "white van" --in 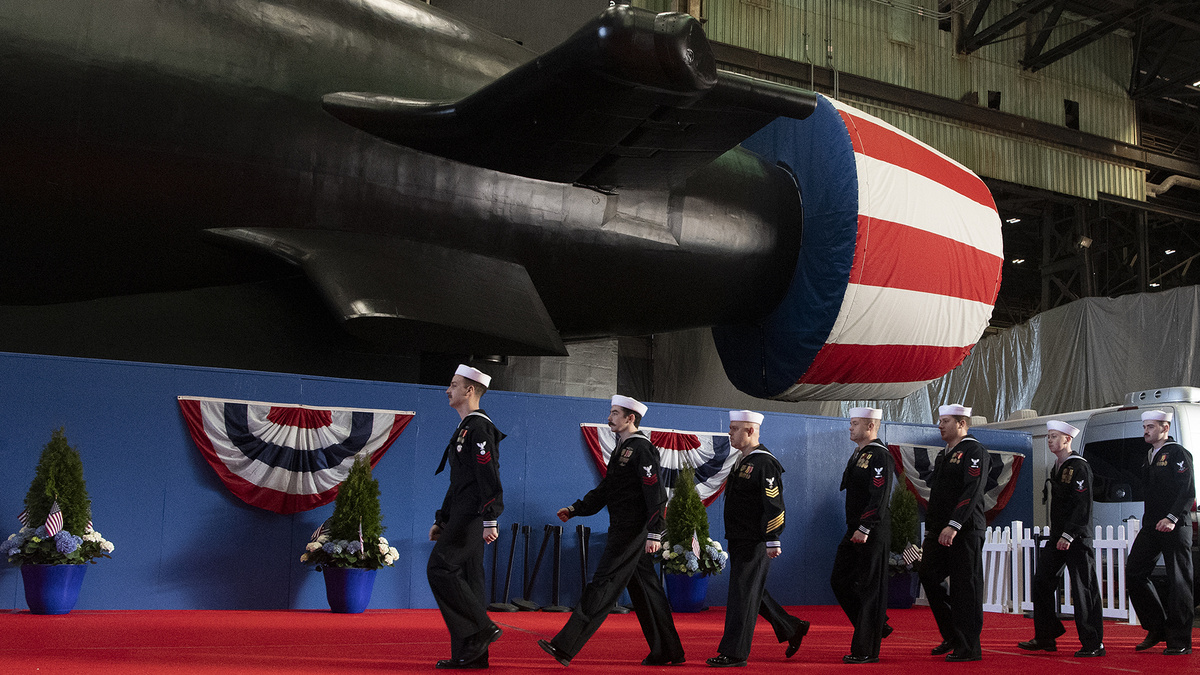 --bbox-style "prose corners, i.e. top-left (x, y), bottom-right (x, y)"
top-left (1078, 386), bottom-right (1200, 531)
